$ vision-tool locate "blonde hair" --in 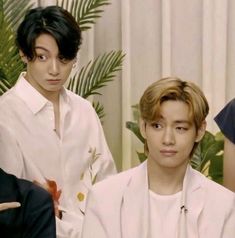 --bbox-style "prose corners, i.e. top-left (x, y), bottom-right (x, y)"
top-left (139, 77), bottom-right (209, 156)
